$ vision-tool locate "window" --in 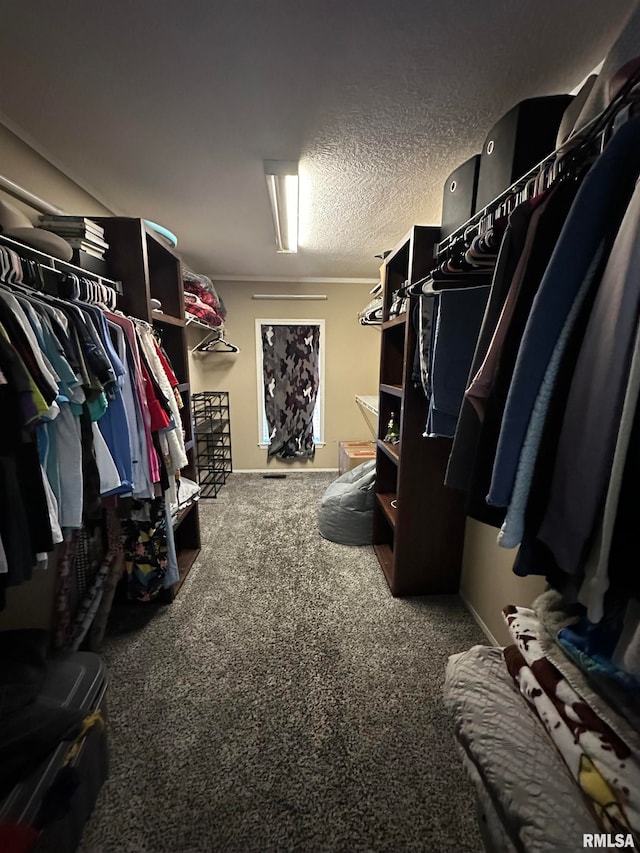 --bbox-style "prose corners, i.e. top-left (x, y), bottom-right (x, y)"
top-left (255, 319), bottom-right (325, 448)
